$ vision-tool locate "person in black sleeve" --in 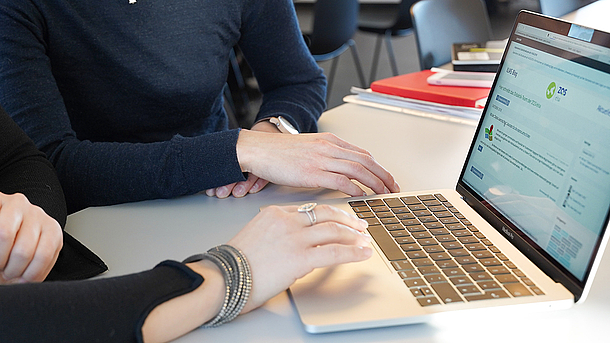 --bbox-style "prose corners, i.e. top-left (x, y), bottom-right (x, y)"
top-left (0, 107), bottom-right (373, 342)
